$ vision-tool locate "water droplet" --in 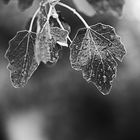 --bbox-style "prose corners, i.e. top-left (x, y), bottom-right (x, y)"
top-left (110, 35), bottom-right (114, 39)
top-left (103, 75), bottom-right (107, 83)
top-left (102, 25), bottom-right (107, 29)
